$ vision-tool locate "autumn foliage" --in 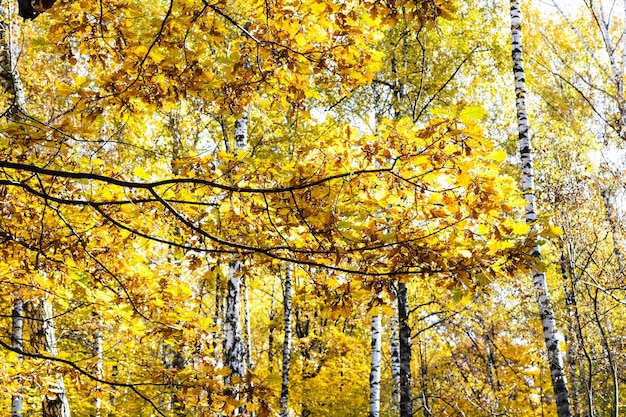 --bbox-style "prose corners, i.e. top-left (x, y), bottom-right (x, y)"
top-left (0, 0), bottom-right (623, 416)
